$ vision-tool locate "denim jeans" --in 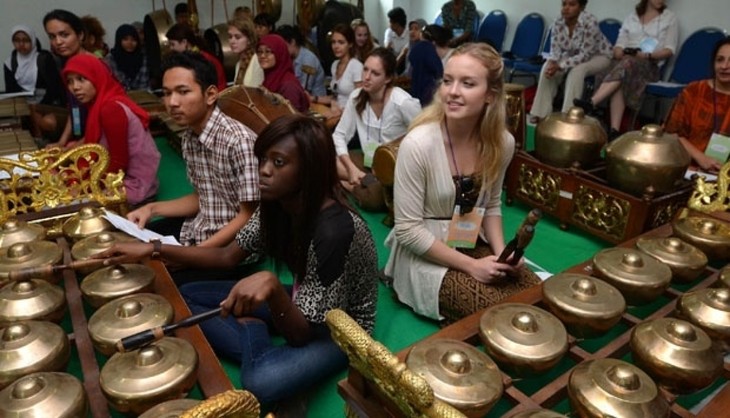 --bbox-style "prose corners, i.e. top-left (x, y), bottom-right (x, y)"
top-left (180, 281), bottom-right (348, 403)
